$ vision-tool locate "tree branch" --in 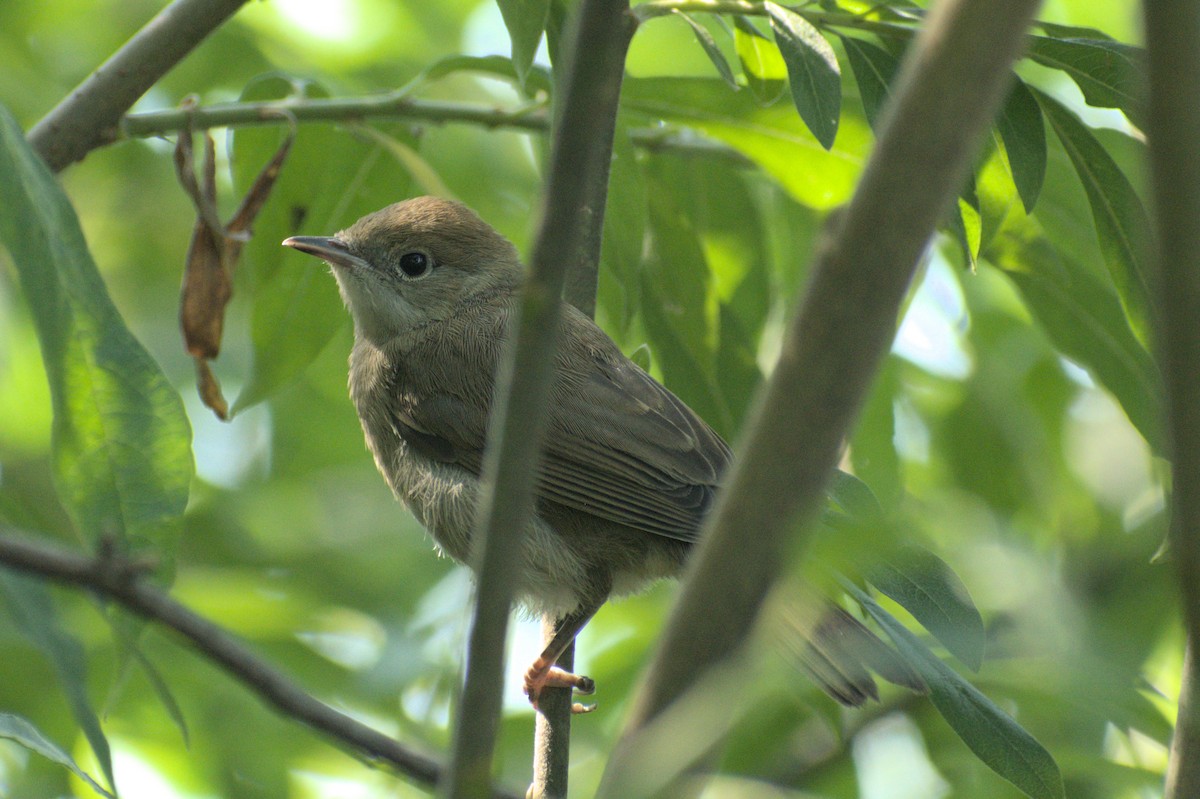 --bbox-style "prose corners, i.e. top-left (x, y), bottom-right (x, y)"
top-left (1142, 1), bottom-right (1200, 795)
top-left (441, 1), bottom-right (635, 797)
top-left (118, 97), bottom-right (750, 166)
top-left (28, 0), bottom-right (250, 172)
top-left (0, 530), bottom-right (520, 799)
top-left (599, 0), bottom-right (1042, 792)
